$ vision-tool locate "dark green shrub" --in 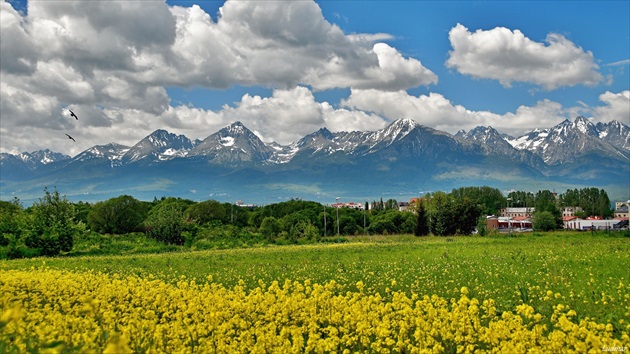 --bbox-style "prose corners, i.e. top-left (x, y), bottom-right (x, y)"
top-left (88, 195), bottom-right (148, 234)
top-left (23, 188), bottom-right (78, 256)
top-left (144, 202), bottom-right (185, 245)
top-left (0, 199), bottom-right (23, 246)
top-left (185, 200), bottom-right (226, 225)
